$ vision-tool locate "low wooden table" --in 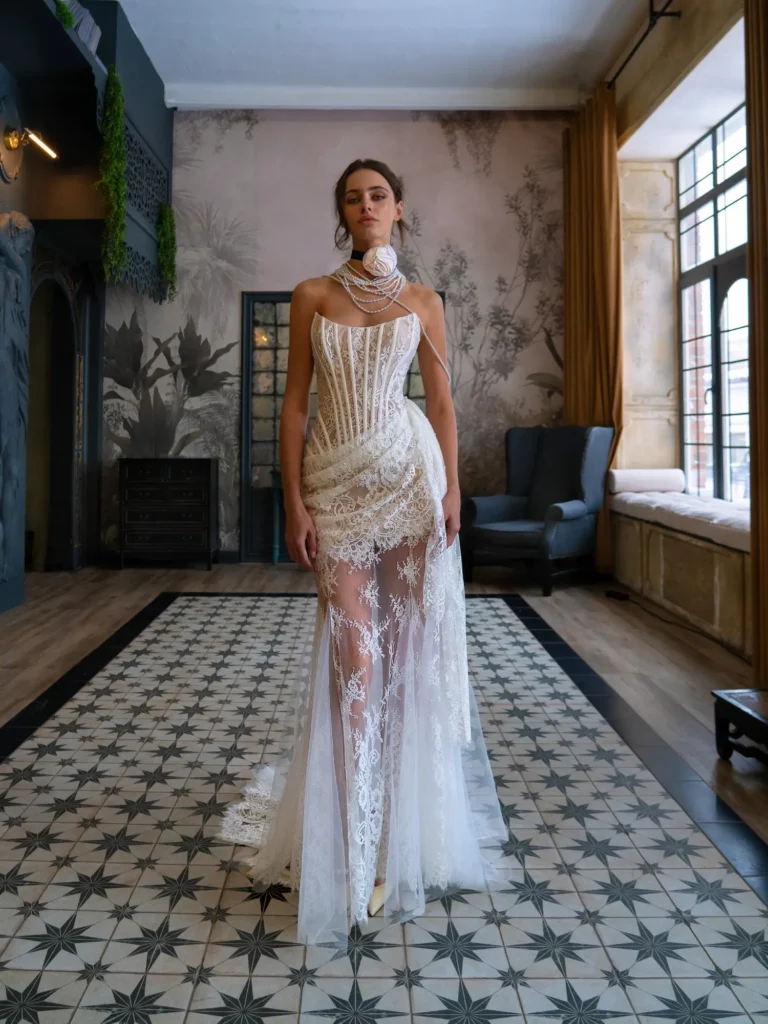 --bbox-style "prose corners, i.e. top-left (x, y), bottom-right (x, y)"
top-left (713, 689), bottom-right (768, 766)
